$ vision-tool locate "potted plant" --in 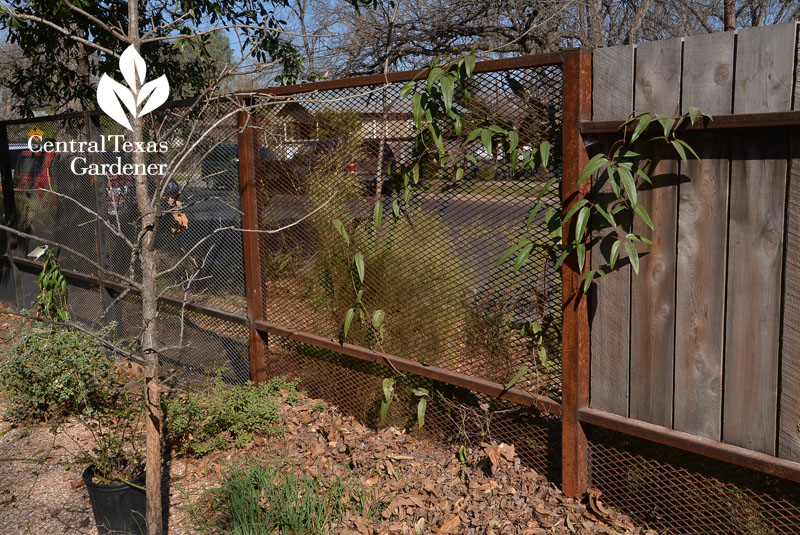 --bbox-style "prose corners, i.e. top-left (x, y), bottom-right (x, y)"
top-left (76, 391), bottom-right (147, 535)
